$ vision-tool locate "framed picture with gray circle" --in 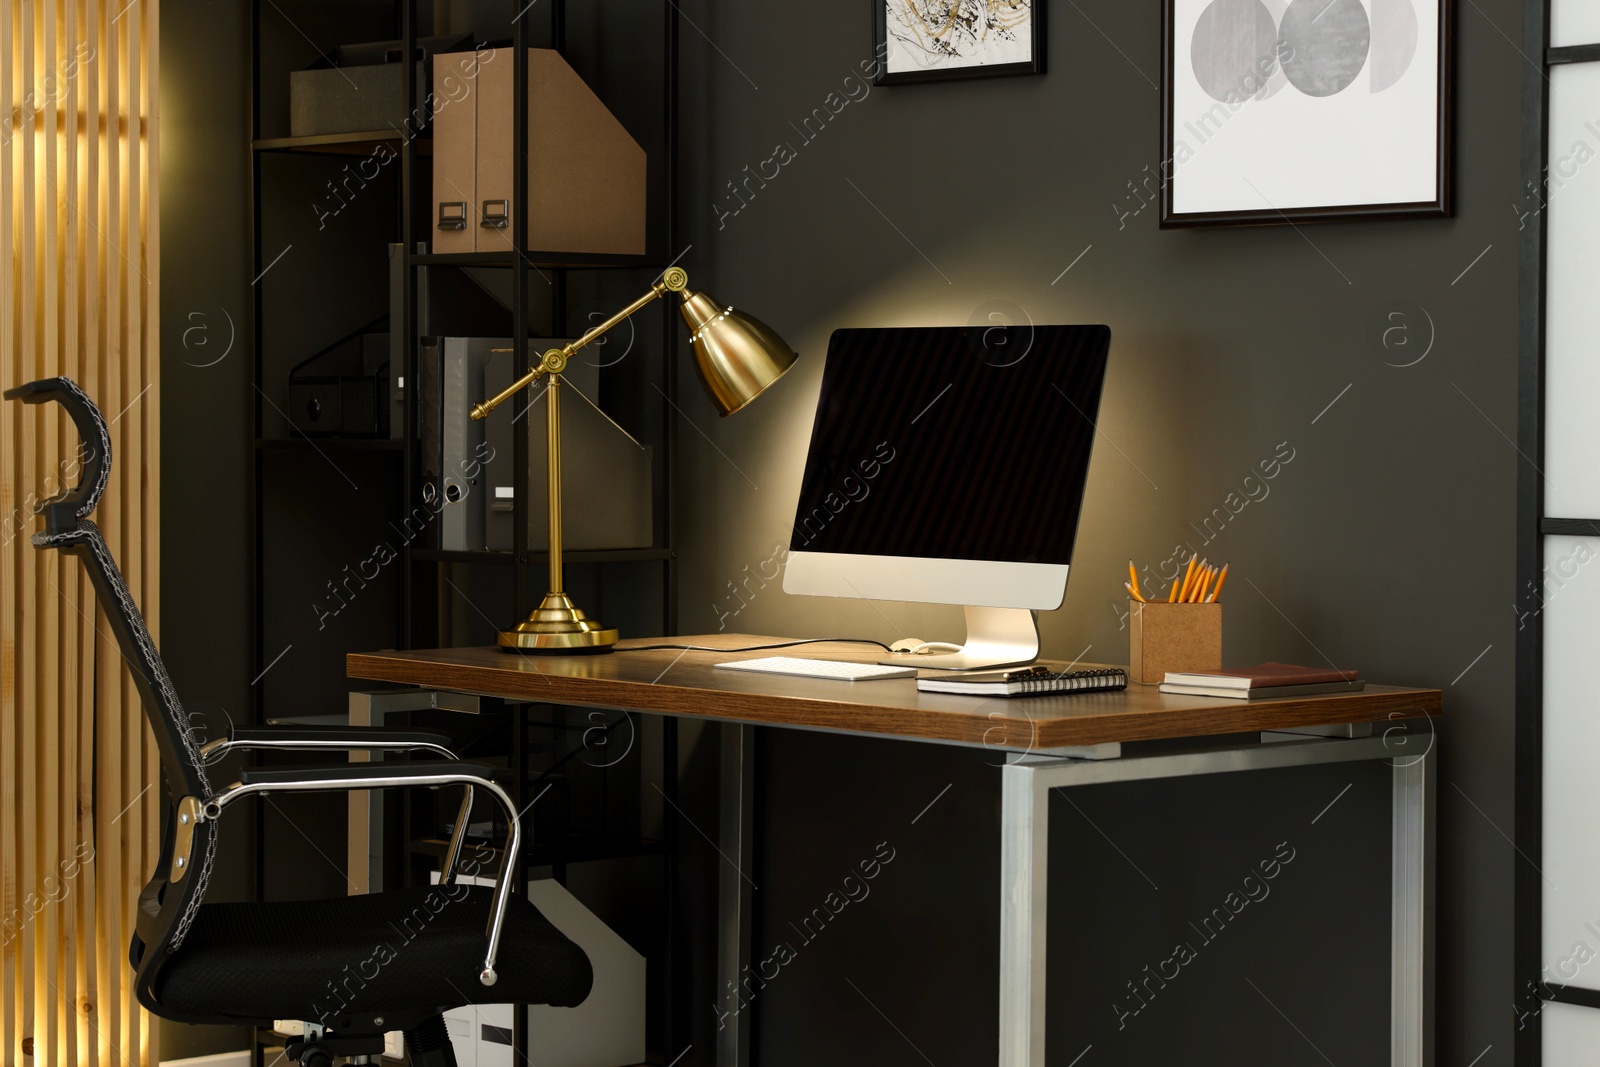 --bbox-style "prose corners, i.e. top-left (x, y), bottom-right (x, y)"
top-left (874, 0), bottom-right (1045, 84)
top-left (1159, 0), bottom-right (1452, 225)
